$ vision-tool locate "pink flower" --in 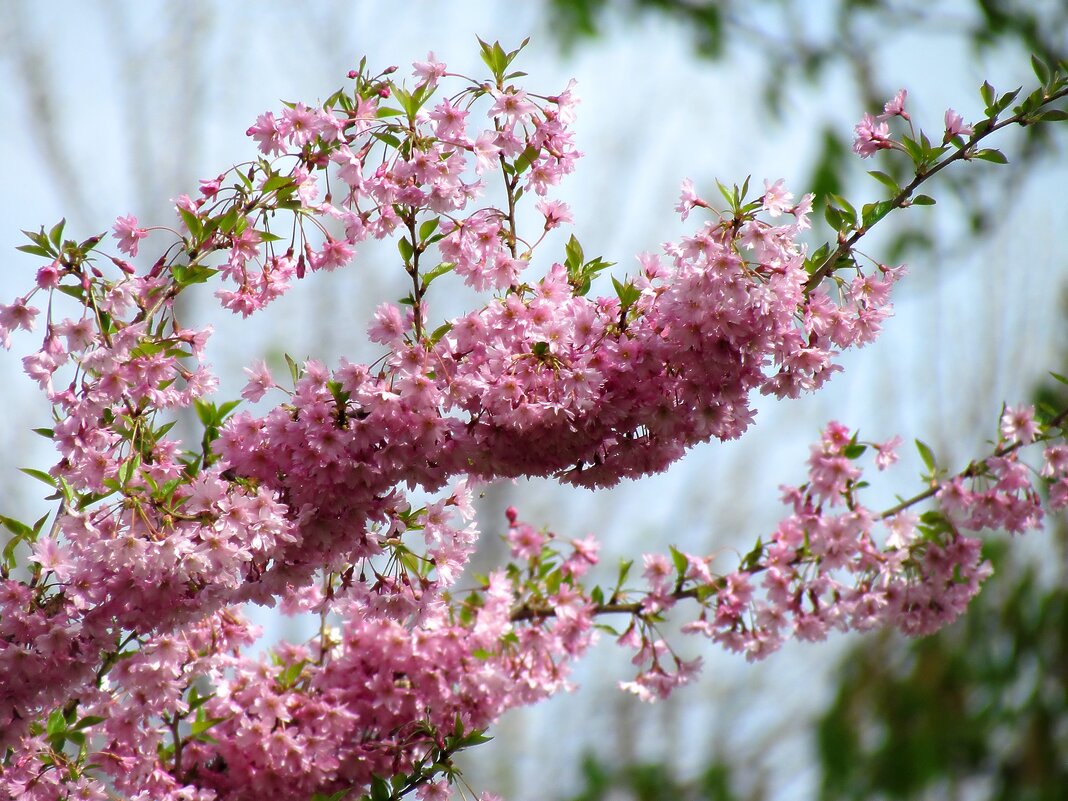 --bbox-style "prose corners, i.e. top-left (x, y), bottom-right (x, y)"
top-left (761, 179), bottom-right (793, 218)
top-left (413, 52), bottom-right (447, 87)
top-left (471, 132), bottom-right (501, 174)
top-left (943, 108), bottom-right (973, 140)
top-left (310, 238), bottom-right (353, 272)
top-left (30, 538), bottom-right (72, 580)
top-left (417, 781), bottom-right (450, 801)
top-left (1051, 478), bottom-right (1068, 510)
top-left (642, 553), bottom-right (673, 590)
top-left (199, 173), bottom-right (226, 199)
top-left (1000, 405), bottom-right (1039, 444)
top-left (113, 214), bottom-right (148, 257)
top-left (247, 110), bottom-right (286, 154)
top-left (852, 113), bottom-right (893, 158)
top-left (536, 199), bottom-right (573, 229)
top-left (548, 78), bottom-right (580, 124)
top-left (242, 360), bottom-right (275, 402)
top-left (508, 522), bottom-right (545, 560)
top-left (874, 435), bottom-right (902, 470)
top-left (35, 262), bottom-right (61, 289)
top-left (487, 87), bottom-right (536, 129)
top-left (879, 89), bottom-right (909, 121)
top-left (1042, 444), bottom-right (1068, 478)
top-left (0, 298), bottom-right (38, 333)
top-left (884, 511), bottom-right (918, 549)
top-left (368, 303), bottom-right (407, 346)
top-left (675, 178), bottom-right (703, 220)
top-left (281, 102), bottom-right (321, 146)
top-left (429, 99), bottom-right (468, 141)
